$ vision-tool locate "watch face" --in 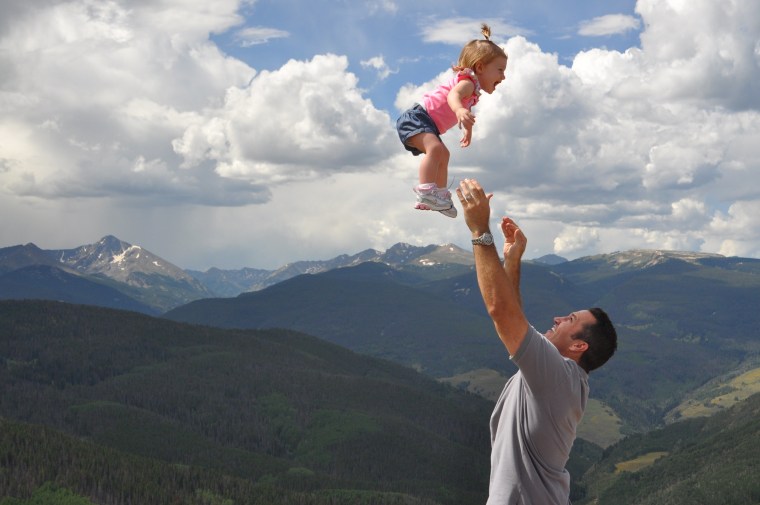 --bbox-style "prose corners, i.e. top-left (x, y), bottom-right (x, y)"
top-left (473, 233), bottom-right (494, 245)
